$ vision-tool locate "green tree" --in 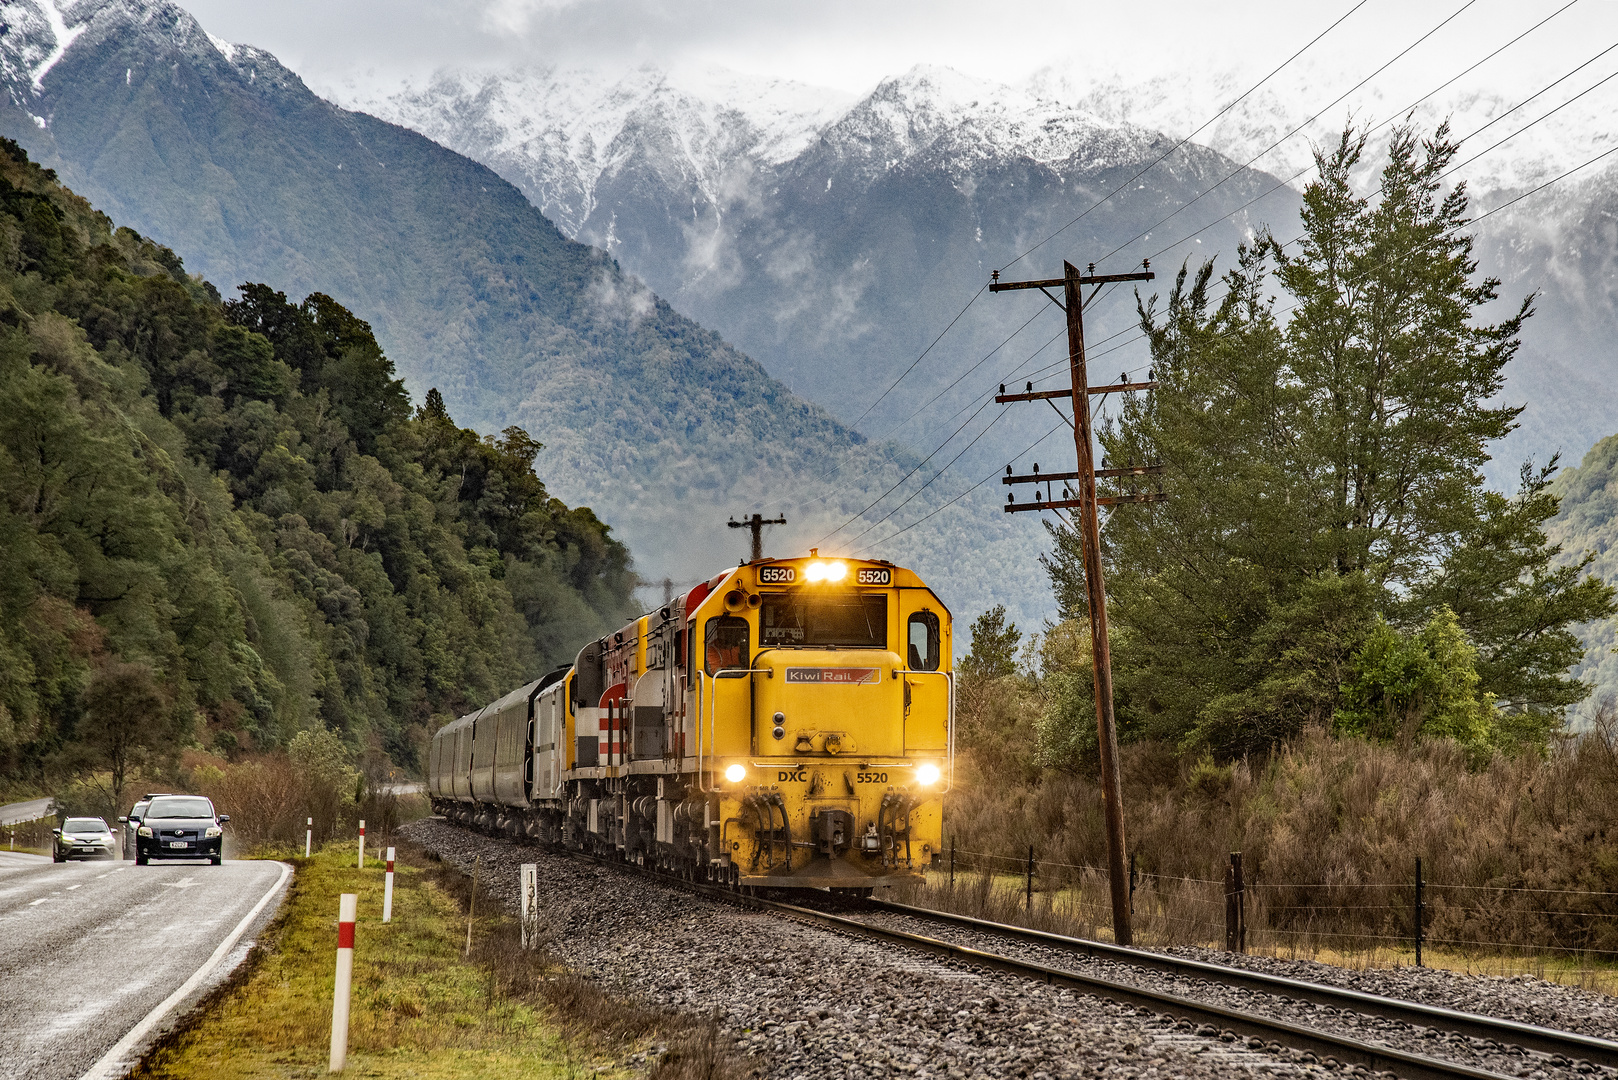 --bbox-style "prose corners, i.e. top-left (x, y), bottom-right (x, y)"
top-left (960, 604), bottom-right (1023, 681)
top-left (1336, 607), bottom-right (1496, 753)
top-left (1046, 126), bottom-right (1615, 756)
top-left (78, 657), bottom-right (173, 814)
